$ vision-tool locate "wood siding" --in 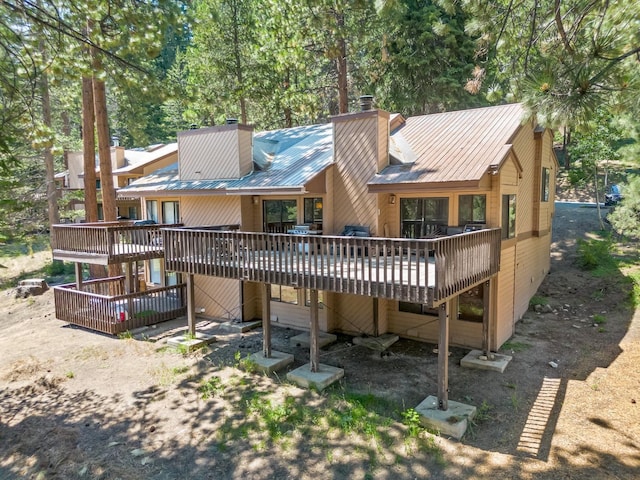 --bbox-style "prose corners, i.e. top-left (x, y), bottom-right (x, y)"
top-left (178, 124), bottom-right (253, 180)
top-left (182, 196), bottom-right (245, 320)
top-left (332, 111), bottom-right (387, 236)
